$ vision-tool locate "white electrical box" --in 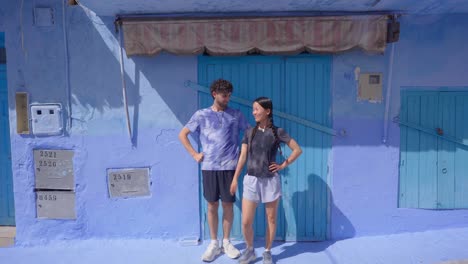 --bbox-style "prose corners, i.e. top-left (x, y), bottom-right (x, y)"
top-left (31, 104), bottom-right (63, 136)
